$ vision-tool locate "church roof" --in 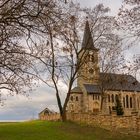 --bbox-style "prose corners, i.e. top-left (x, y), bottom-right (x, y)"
top-left (84, 84), bottom-right (101, 94)
top-left (70, 87), bottom-right (82, 93)
top-left (99, 73), bottom-right (140, 92)
top-left (82, 21), bottom-right (98, 51)
top-left (70, 73), bottom-right (140, 94)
